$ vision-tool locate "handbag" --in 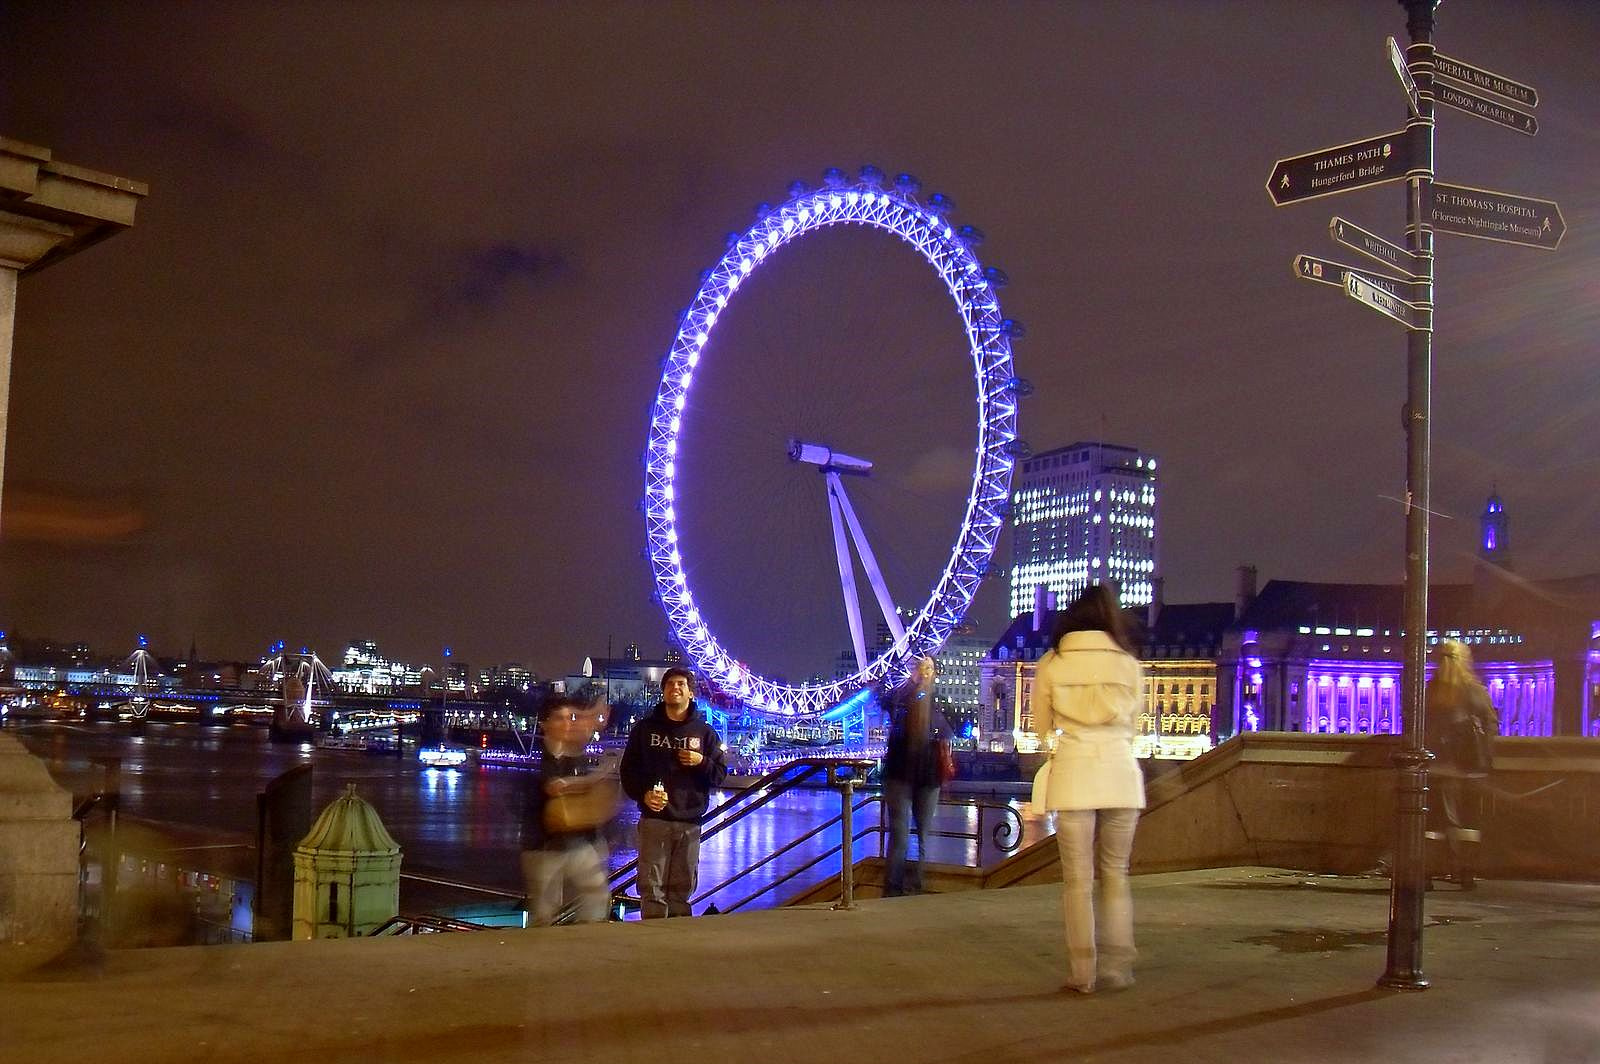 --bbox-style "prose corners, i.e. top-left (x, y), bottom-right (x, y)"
top-left (1031, 760), bottom-right (1052, 809)
top-left (936, 738), bottom-right (957, 785)
top-left (542, 775), bottom-right (621, 833)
